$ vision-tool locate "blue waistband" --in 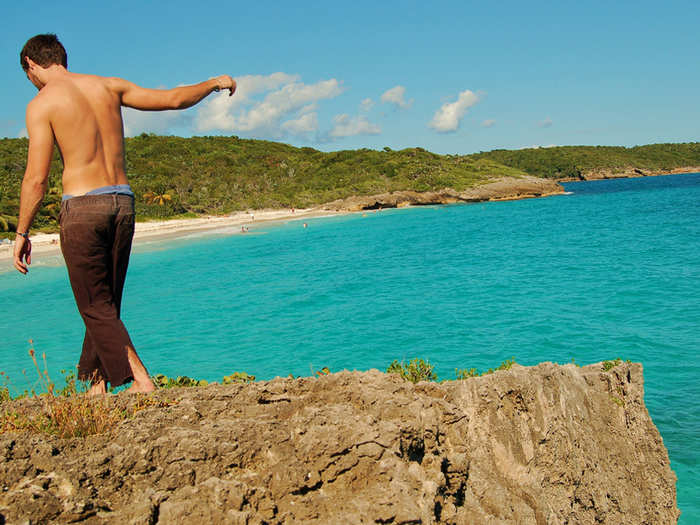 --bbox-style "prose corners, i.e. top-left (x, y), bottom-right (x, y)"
top-left (62, 184), bottom-right (134, 201)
